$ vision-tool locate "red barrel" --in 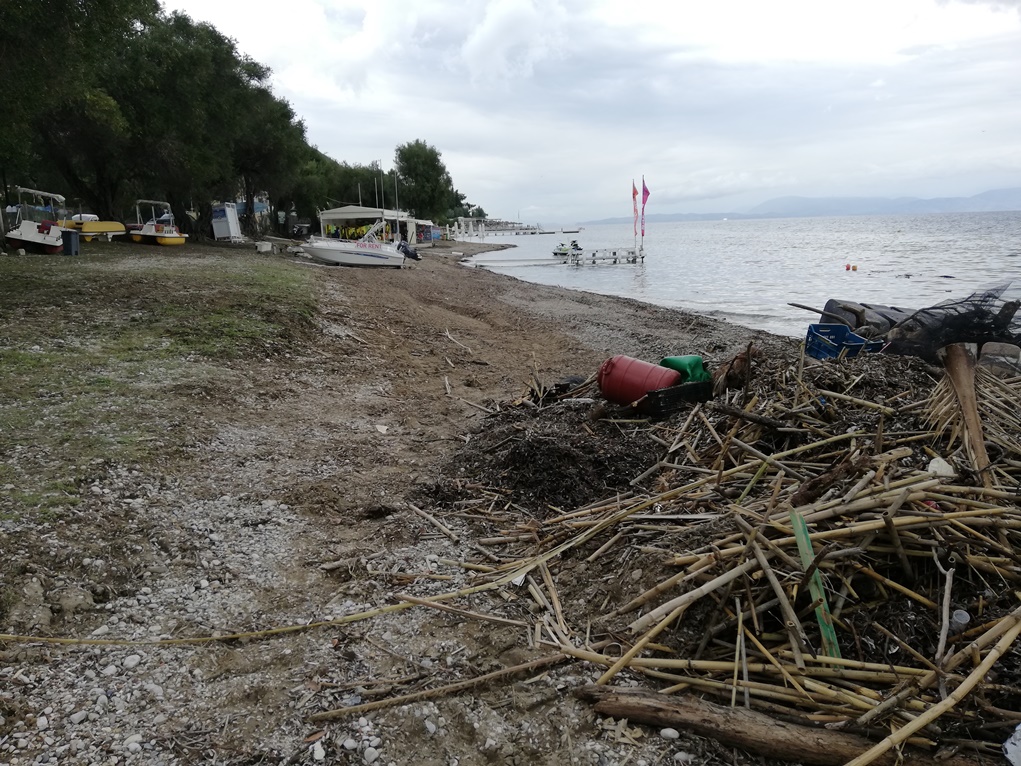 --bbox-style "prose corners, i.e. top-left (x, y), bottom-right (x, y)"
top-left (598, 355), bottom-right (682, 405)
